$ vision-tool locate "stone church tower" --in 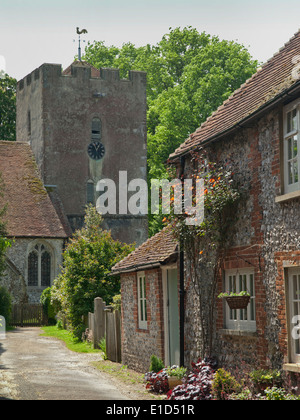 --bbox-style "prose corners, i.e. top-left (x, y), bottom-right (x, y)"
top-left (16, 61), bottom-right (148, 246)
